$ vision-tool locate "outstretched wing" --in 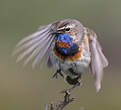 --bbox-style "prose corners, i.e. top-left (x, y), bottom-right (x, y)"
top-left (13, 24), bottom-right (55, 68)
top-left (87, 28), bottom-right (108, 92)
